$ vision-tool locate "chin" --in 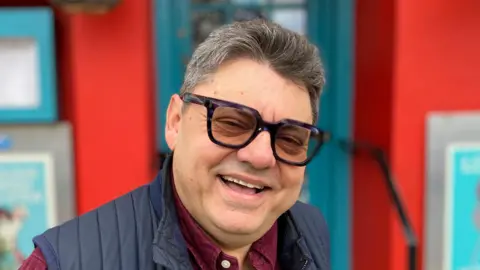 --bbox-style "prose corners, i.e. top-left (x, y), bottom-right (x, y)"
top-left (210, 210), bottom-right (268, 235)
